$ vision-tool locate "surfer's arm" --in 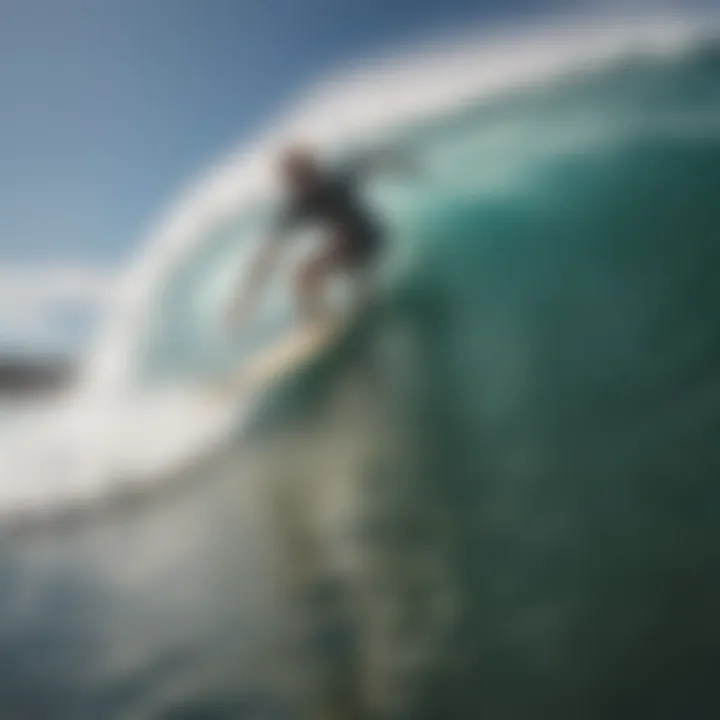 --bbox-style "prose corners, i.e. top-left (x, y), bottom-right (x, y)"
top-left (227, 213), bottom-right (293, 326)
